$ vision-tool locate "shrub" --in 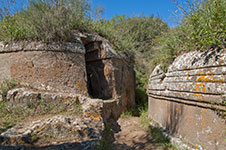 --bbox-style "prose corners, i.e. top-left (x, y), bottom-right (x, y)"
top-left (0, 0), bottom-right (169, 110)
top-left (152, 0), bottom-right (226, 71)
top-left (0, 0), bottom-right (92, 42)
